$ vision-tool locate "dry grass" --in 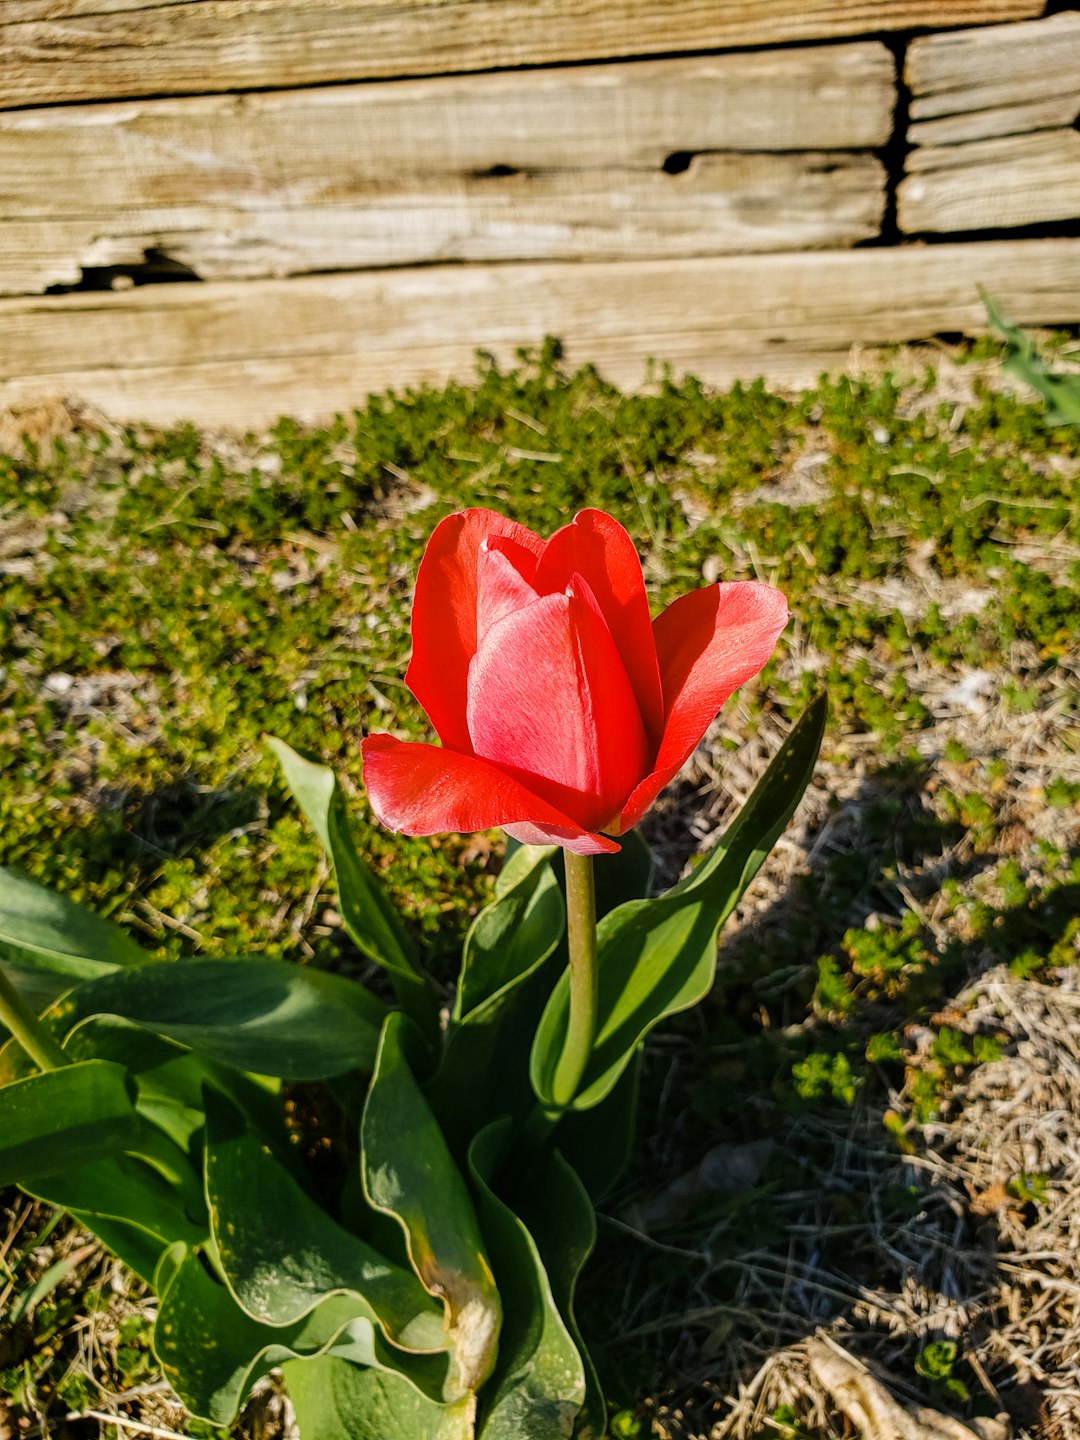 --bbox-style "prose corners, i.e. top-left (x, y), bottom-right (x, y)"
top-left (619, 653), bottom-right (1080, 1439)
